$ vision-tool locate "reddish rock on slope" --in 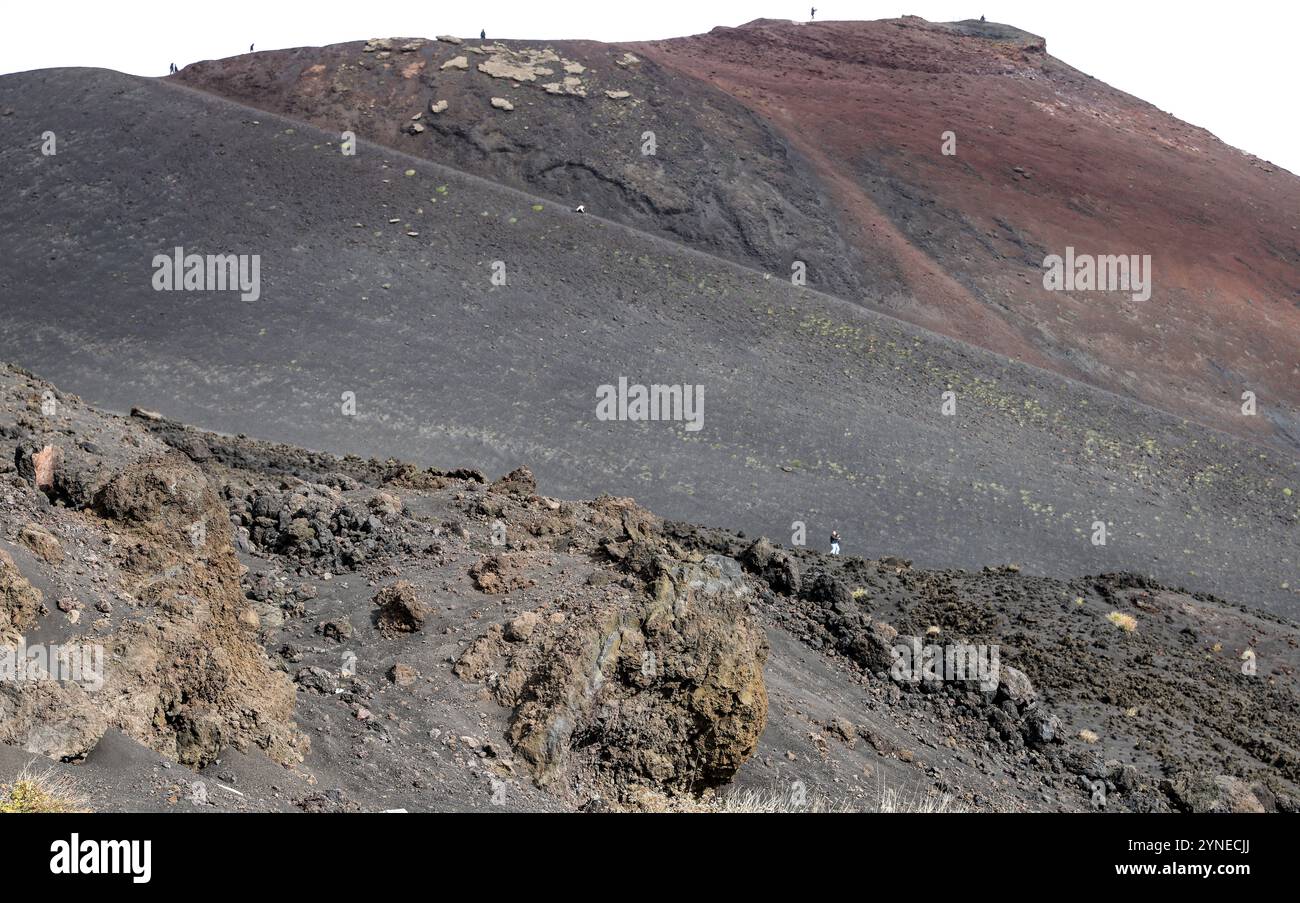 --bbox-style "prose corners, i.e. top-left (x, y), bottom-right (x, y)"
top-left (176, 18), bottom-right (1300, 447)
top-left (634, 18), bottom-right (1300, 445)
